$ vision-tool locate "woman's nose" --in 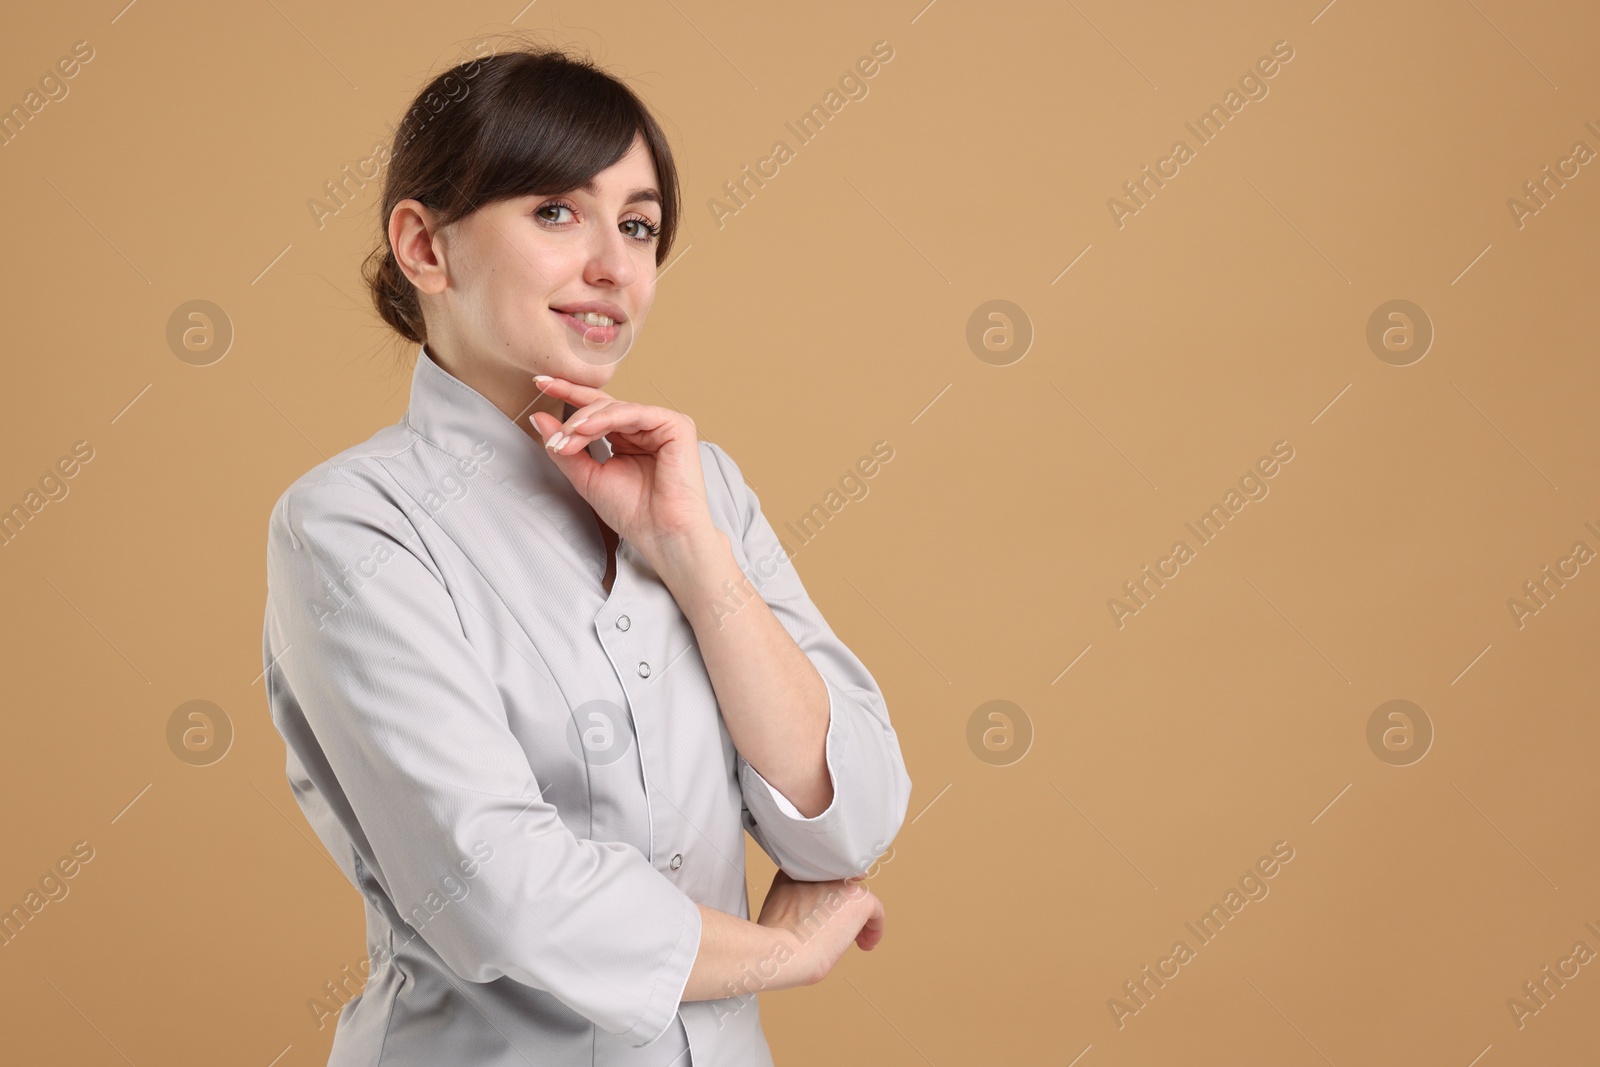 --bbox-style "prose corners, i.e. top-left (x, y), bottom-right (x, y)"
top-left (582, 226), bottom-right (638, 289)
